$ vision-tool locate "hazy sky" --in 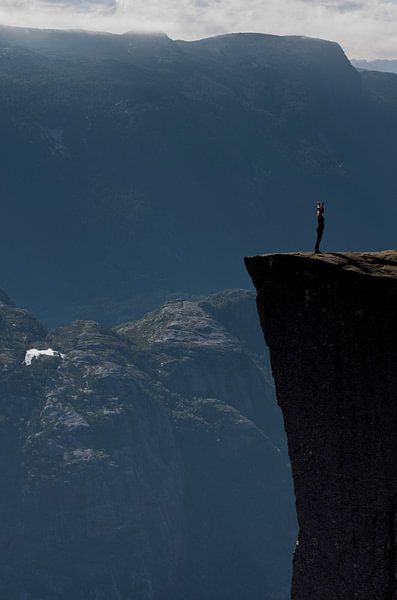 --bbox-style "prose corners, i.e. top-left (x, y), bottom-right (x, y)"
top-left (0, 0), bottom-right (396, 58)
